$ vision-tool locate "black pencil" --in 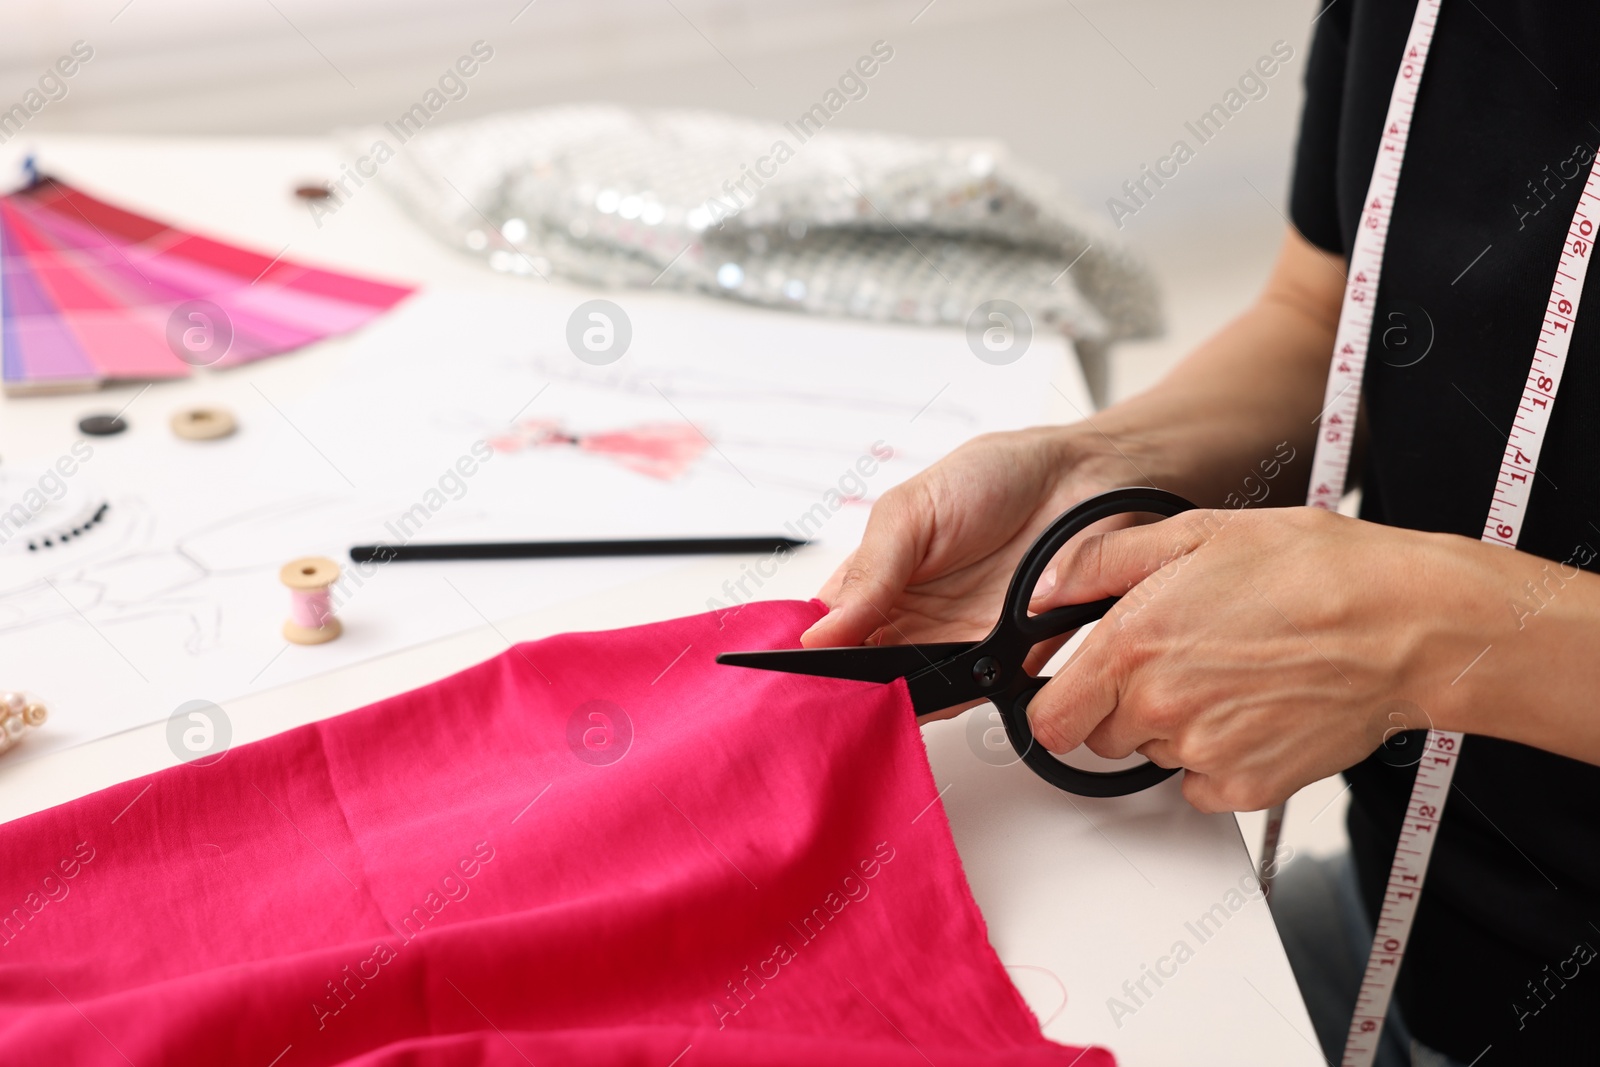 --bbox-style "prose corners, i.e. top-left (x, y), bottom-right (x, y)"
top-left (349, 536), bottom-right (810, 563)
